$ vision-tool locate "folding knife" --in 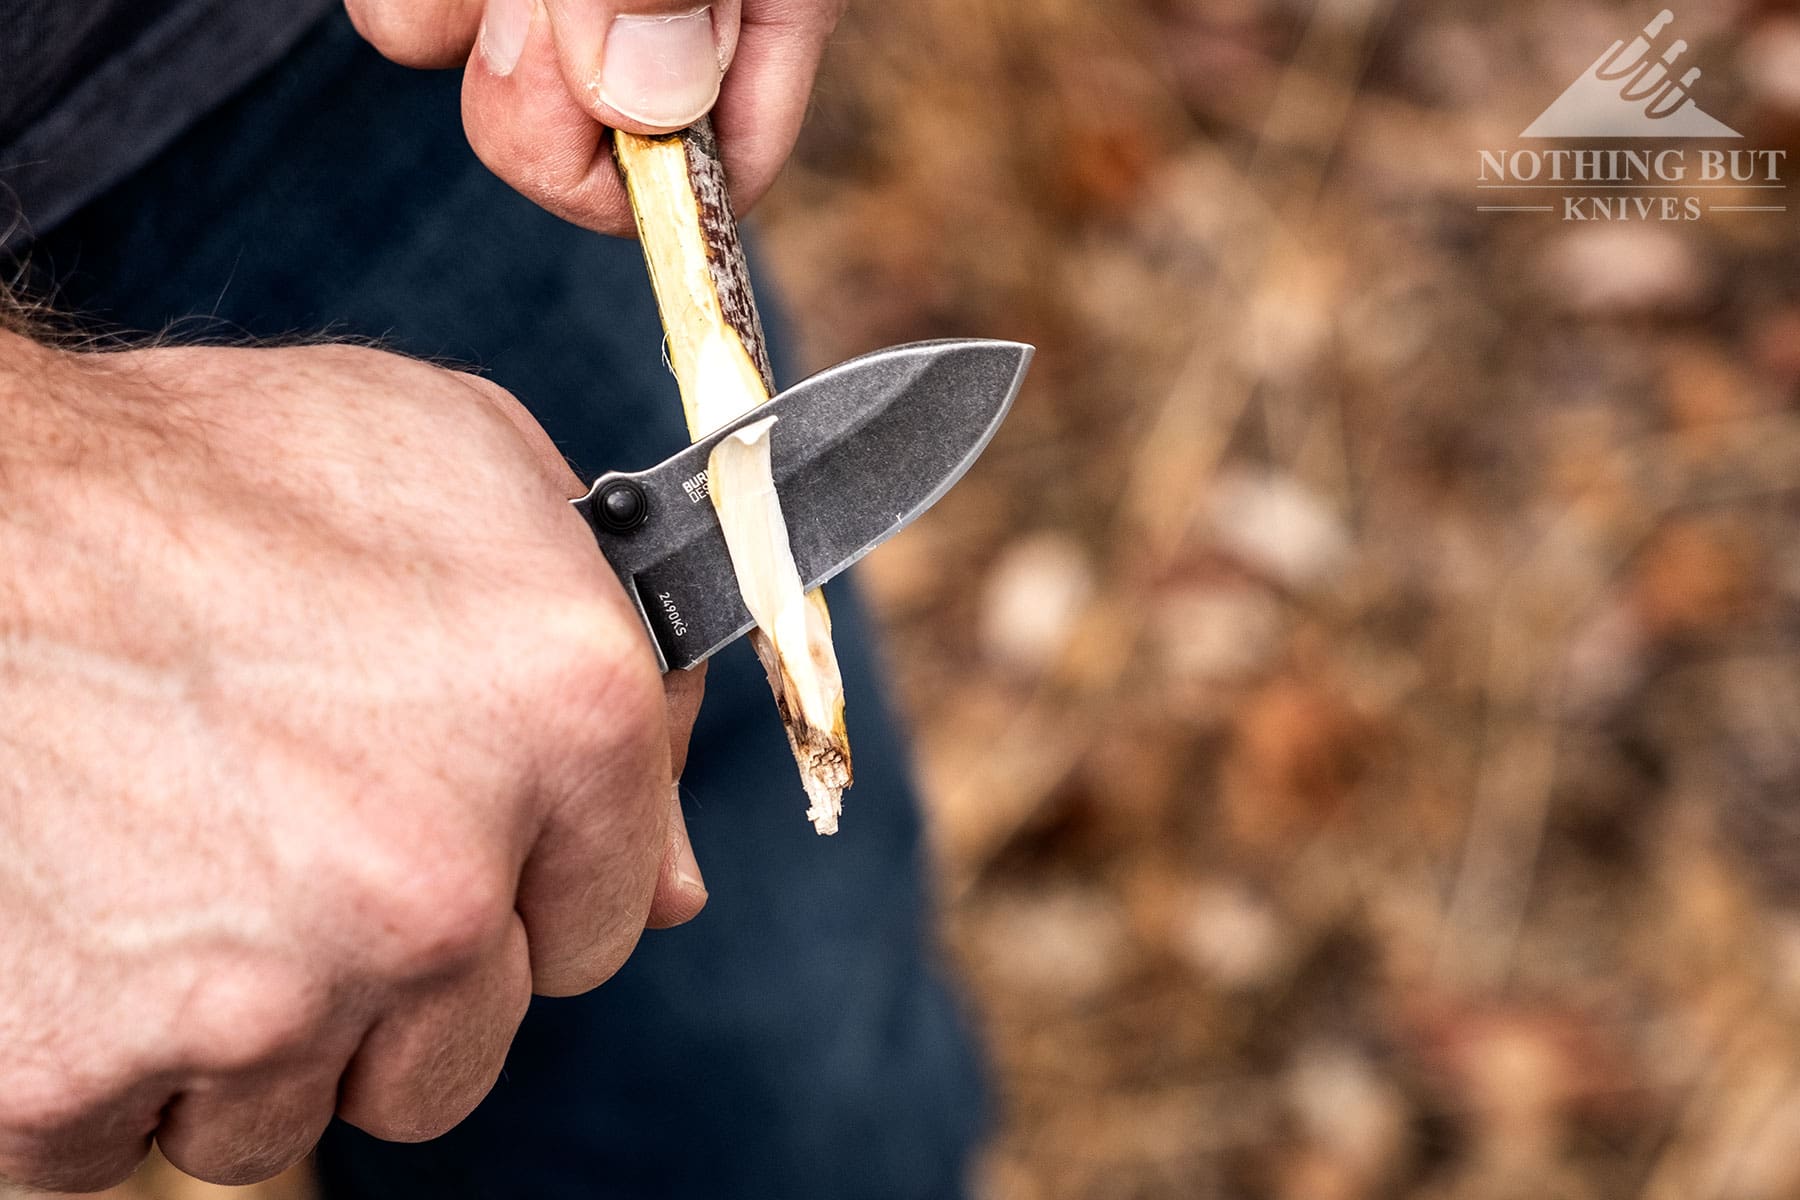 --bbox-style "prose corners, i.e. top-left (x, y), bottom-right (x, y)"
top-left (572, 338), bottom-right (1033, 672)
